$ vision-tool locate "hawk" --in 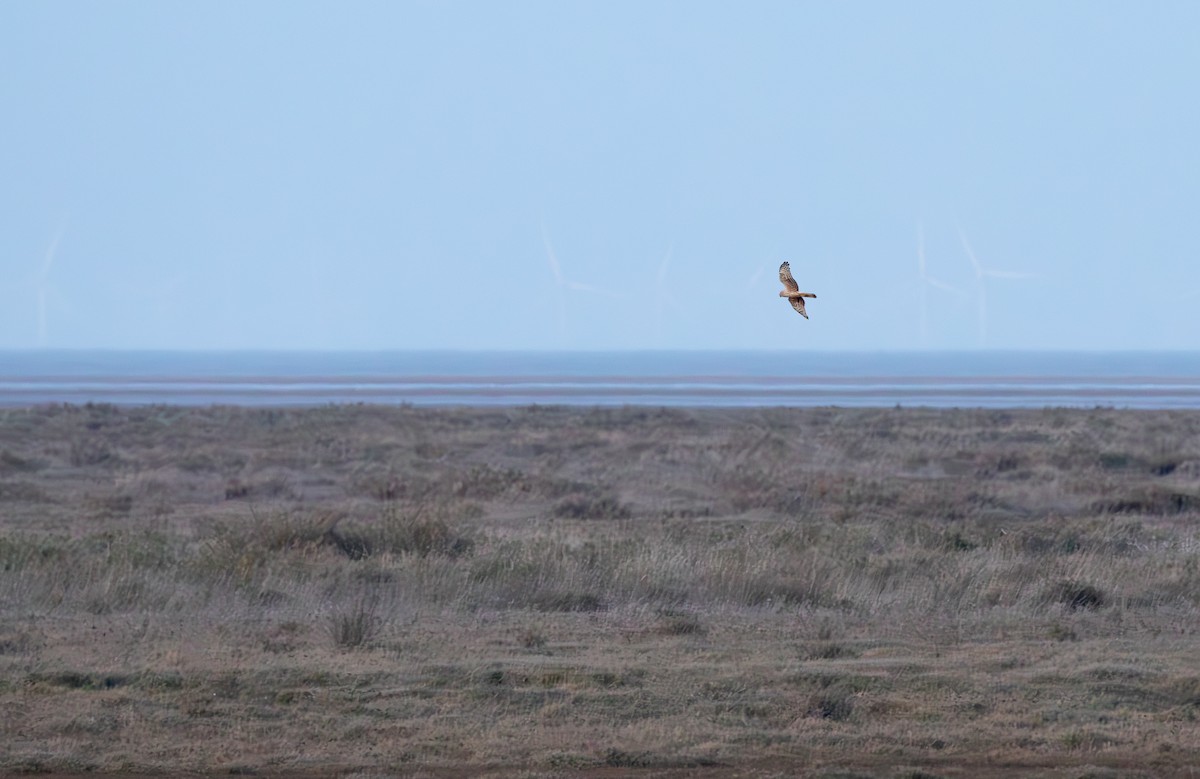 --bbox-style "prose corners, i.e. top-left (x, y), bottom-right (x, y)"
top-left (778, 262), bottom-right (817, 319)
